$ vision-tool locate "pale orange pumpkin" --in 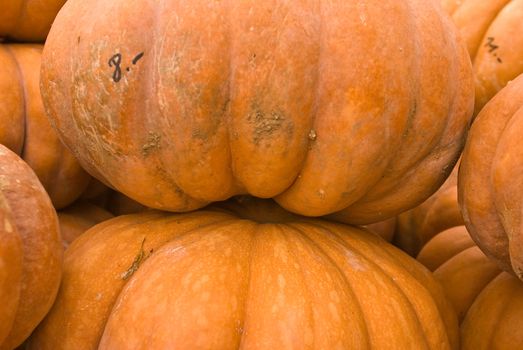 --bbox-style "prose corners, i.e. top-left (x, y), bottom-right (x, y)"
top-left (41, 0), bottom-right (474, 223)
top-left (29, 198), bottom-right (459, 349)
top-left (459, 73), bottom-right (523, 280)
top-left (0, 44), bottom-right (91, 209)
top-left (0, 145), bottom-right (62, 350)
